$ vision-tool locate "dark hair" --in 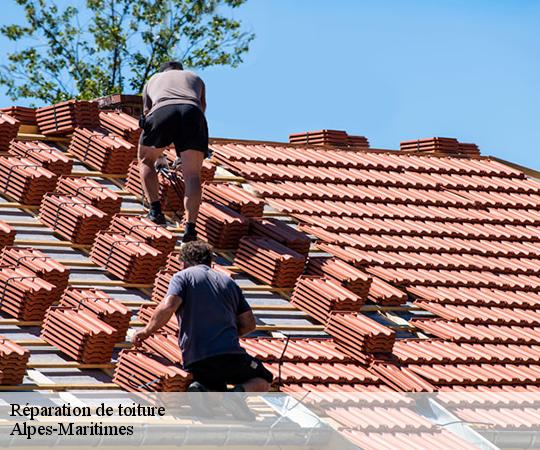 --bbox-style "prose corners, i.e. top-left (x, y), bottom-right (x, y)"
top-left (159, 61), bottom-right (183, 72)
top-left (179, 240), bottom-right (213, 267)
